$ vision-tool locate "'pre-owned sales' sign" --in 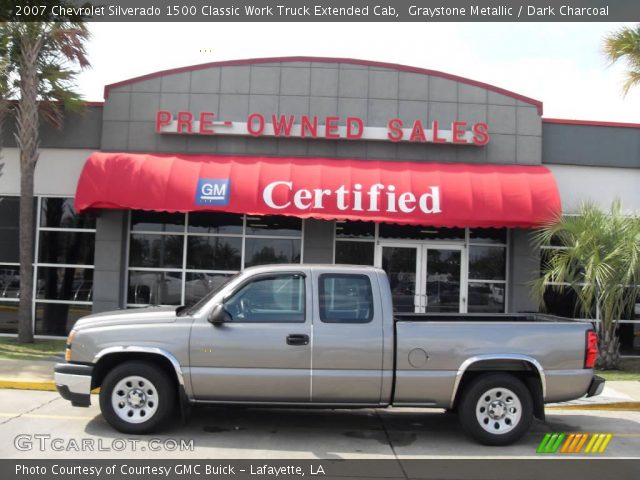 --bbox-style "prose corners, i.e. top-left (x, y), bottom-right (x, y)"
top-left (155, 111), bottom-right (490, 146)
